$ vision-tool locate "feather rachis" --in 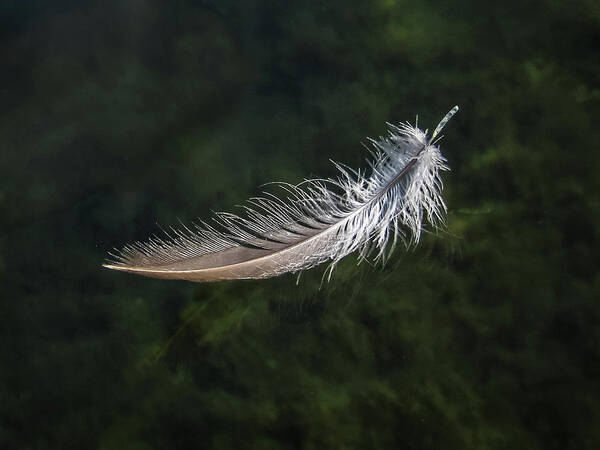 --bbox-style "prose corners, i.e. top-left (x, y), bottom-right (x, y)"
top-left (103, 107), bottom-right (458, 282)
